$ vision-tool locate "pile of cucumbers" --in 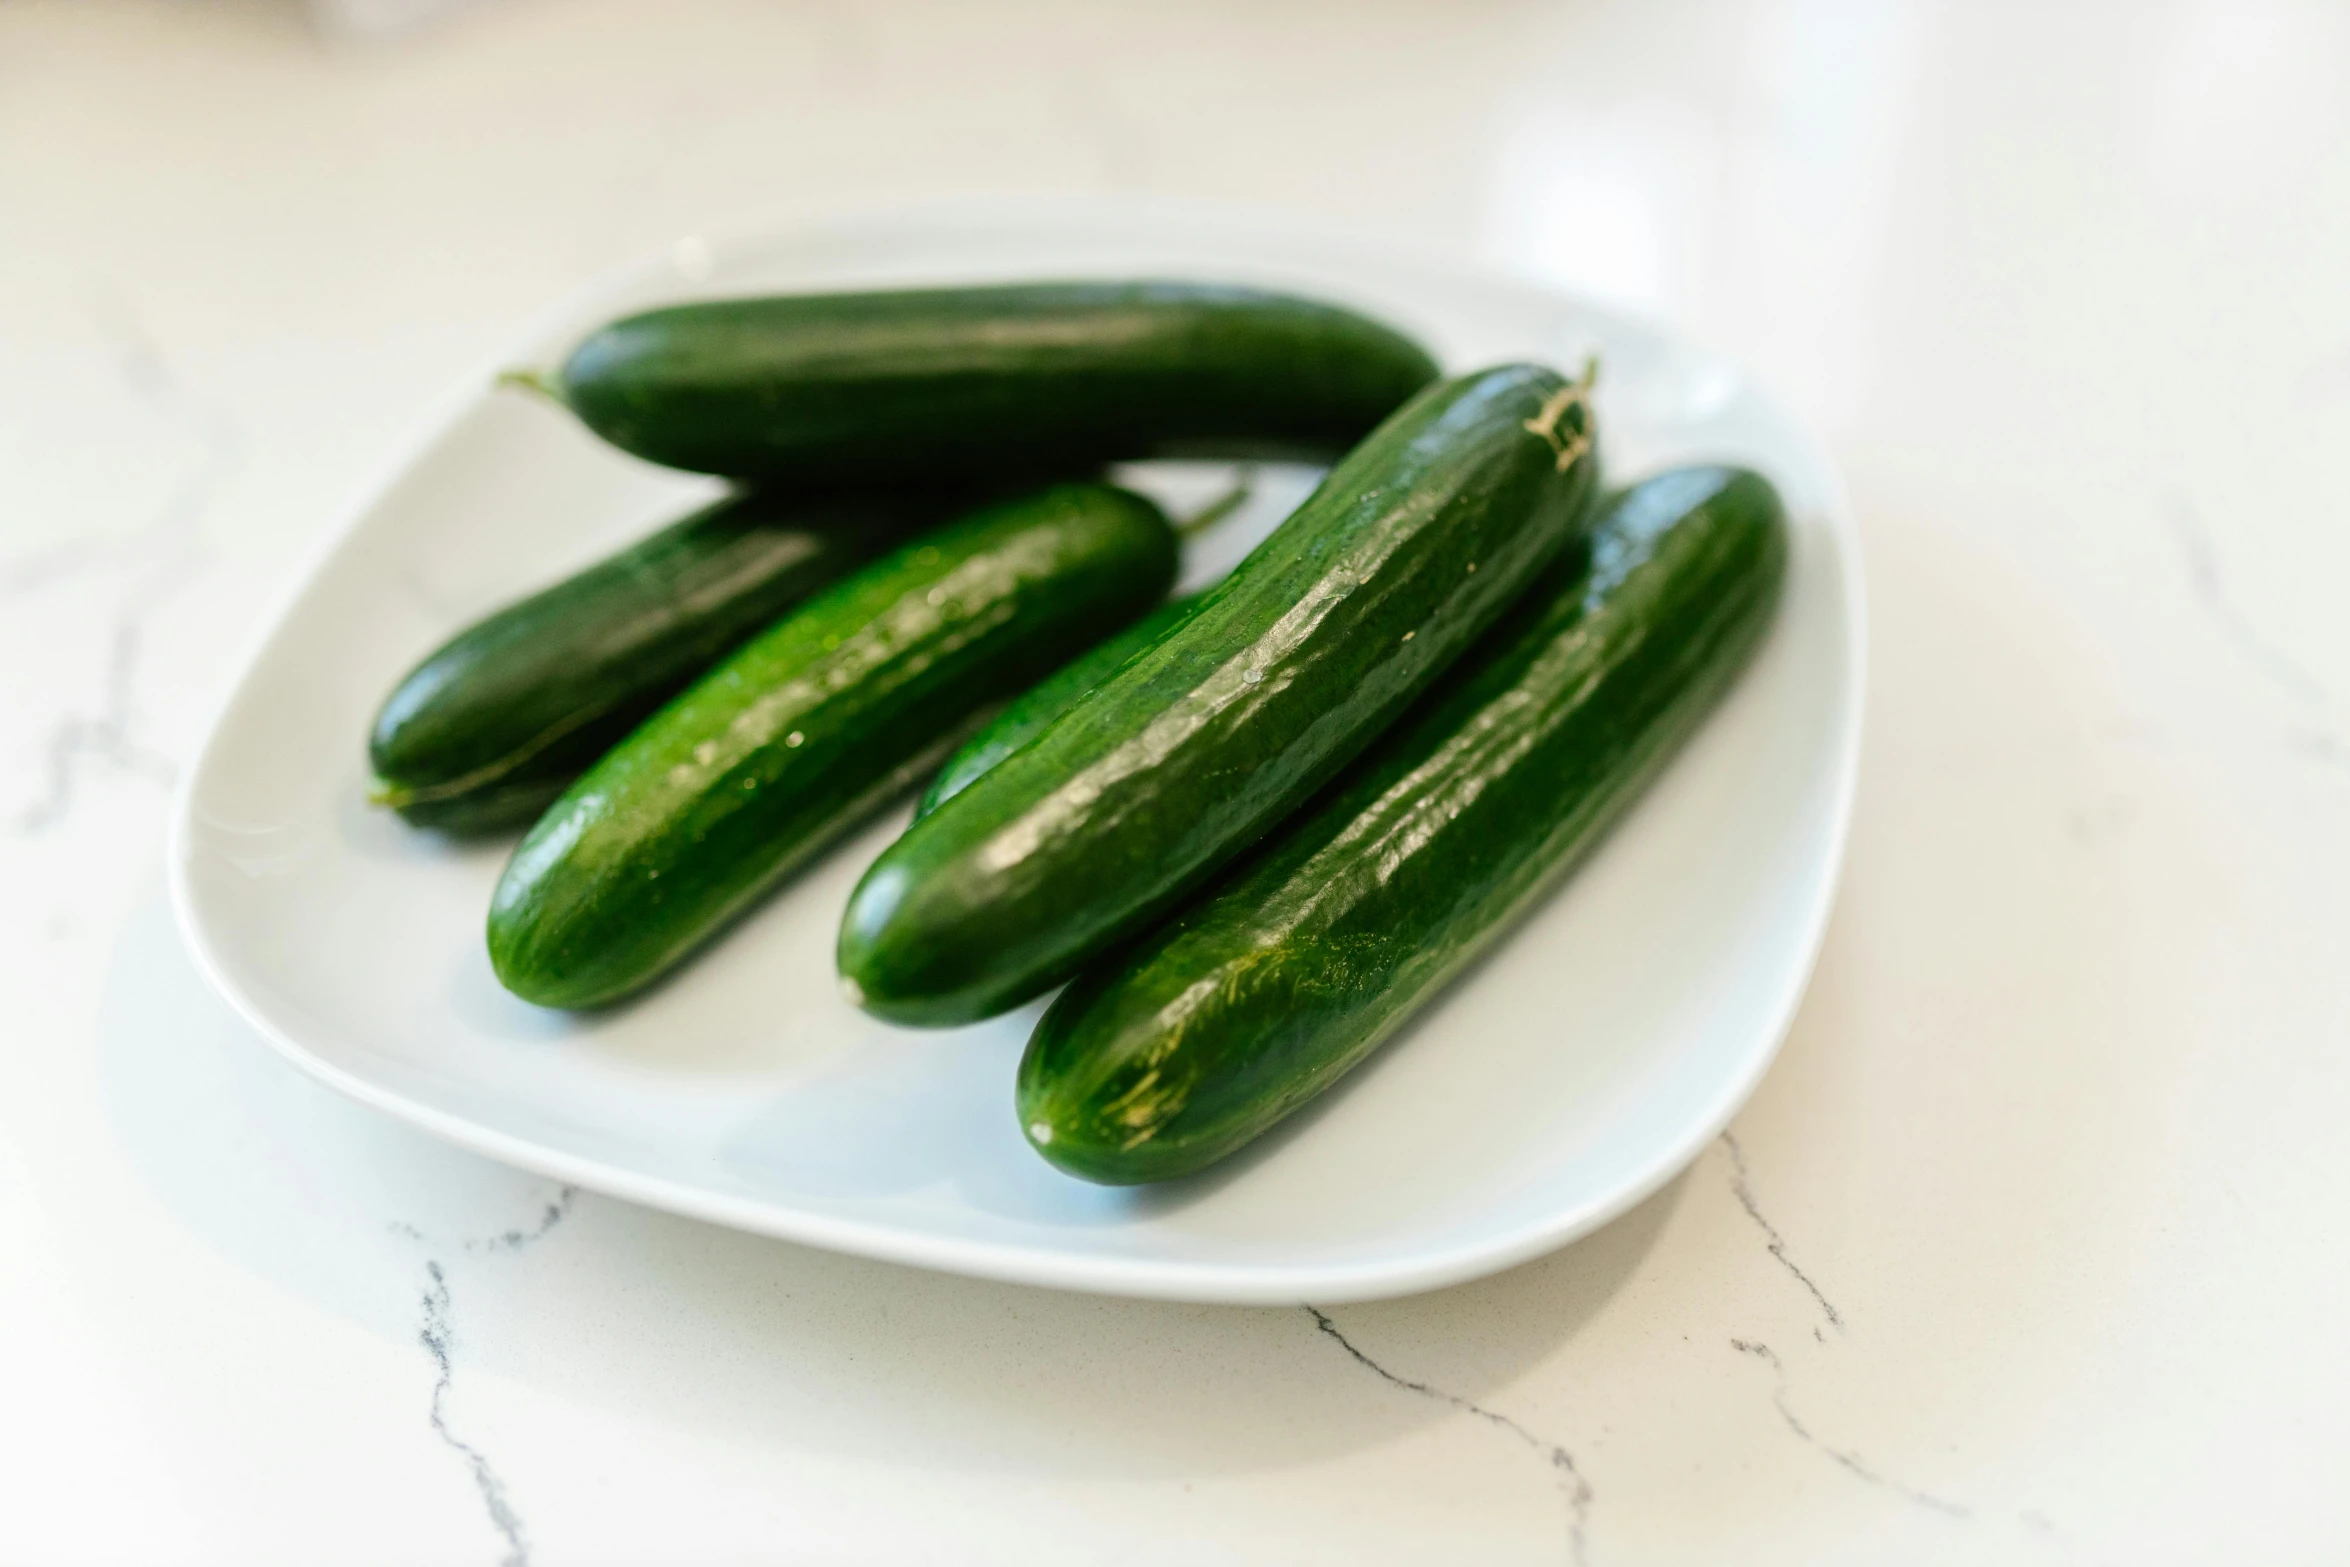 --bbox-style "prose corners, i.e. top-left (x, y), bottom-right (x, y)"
top-left (370, 278), bottom-right (1788, 1185)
